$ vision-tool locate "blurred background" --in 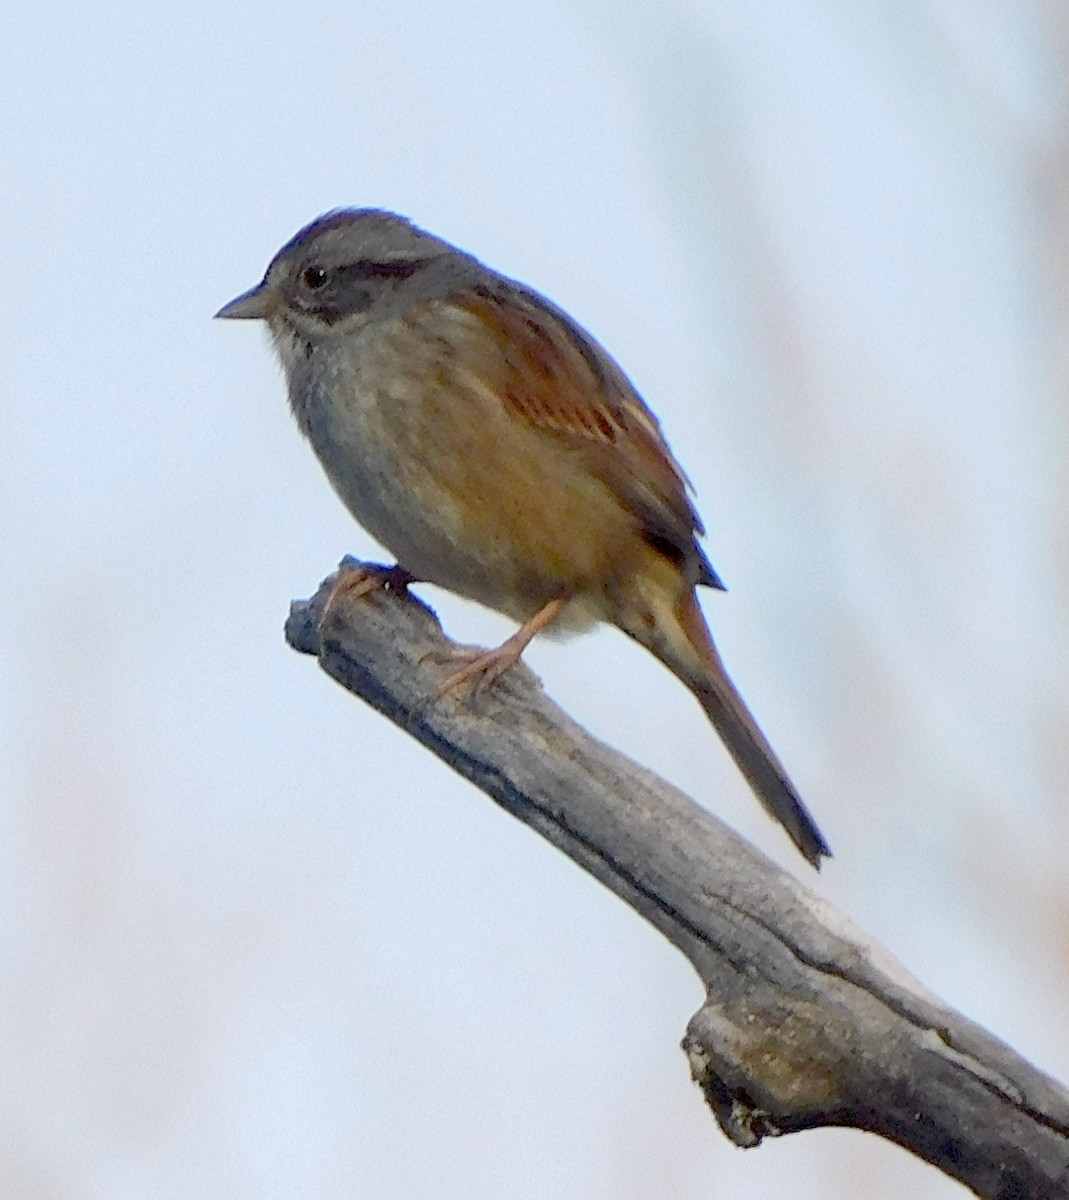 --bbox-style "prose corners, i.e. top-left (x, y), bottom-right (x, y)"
top-left (3, 1), bottom-right (1067, 1196)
